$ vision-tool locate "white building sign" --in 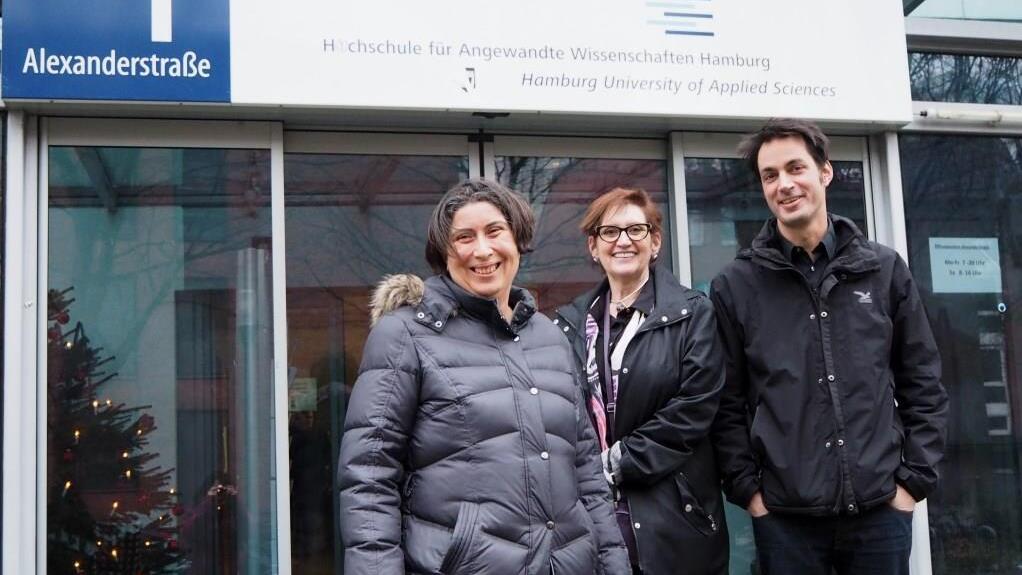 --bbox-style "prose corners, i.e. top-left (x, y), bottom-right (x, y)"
top-left (230, 0), bottom-right (913, 122)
